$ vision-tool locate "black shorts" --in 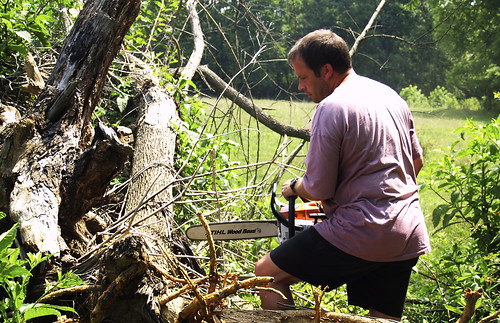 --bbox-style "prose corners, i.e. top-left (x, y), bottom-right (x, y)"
top-left (270, 227), bottom-right (418, 318)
